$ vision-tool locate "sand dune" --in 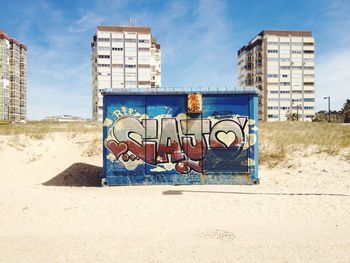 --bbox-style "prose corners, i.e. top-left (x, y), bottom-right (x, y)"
top-left (0, 132), bottom-right (349, 262)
